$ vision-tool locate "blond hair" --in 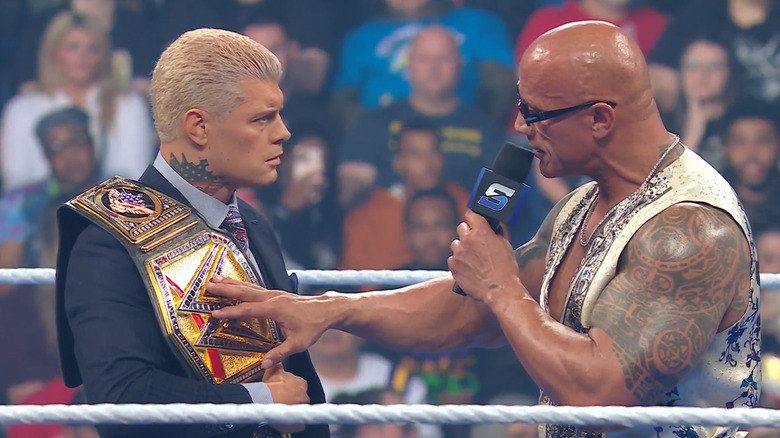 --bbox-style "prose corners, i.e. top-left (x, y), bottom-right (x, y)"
top-left (150, 28), bottom-right (282, 142)
top-left (38, 11), bottom-right (118, 130)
